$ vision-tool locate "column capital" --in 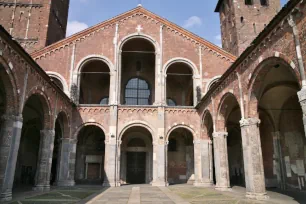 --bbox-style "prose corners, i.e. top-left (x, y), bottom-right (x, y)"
top-left (212, 132), bottom-right (228, 138)
top-left (239, 118), bottom-right (260, 127)
top-left (298, 88), bottom-right (306, 103)
top-left (1, 114), bottom-right (23, 123)
top-left (40, 129), bottom-right (55, 137)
